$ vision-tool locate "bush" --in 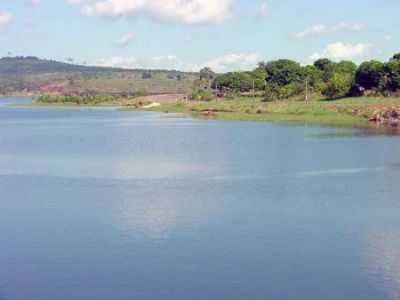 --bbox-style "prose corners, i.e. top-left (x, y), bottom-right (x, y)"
top-left (265, 59), bottom-right (303, 86)
top-left (355, 60), bottom-right (385, 90)
top-left (384, 60), bottom-right (400, 91)
top-left (191, 89), bottom-right (214, 101)
top-left (322, 73), bottom-right (353, 99)
top-left (212, 72), bottom-right (253, 92)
